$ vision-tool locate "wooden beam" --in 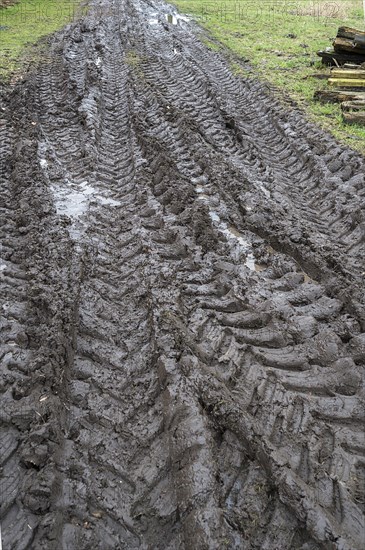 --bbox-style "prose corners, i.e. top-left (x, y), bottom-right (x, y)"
top-left (314, 90), bottom-right (365, 103)
top-left (328, 78), bottom-right (365, 87)
top-left (317, 50), bottom-right (365, 66)
top-left (331, 69), bottom-right (365, 79)
top-left (341, 100), bottom-right (365, 111)
top-left (337, 27), bottom-right (365, 40)
top-left (334, 37), bottom-right (365, 55)
top-left (342, 111), bottom-right (365, 124)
